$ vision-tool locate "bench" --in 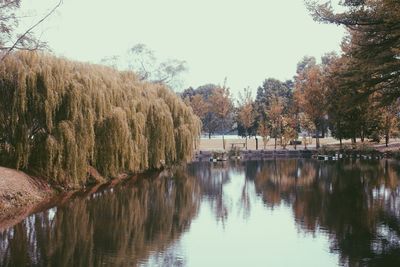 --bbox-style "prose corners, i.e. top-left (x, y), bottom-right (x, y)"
top-left (231, 142), bottom-right (246, 149)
